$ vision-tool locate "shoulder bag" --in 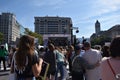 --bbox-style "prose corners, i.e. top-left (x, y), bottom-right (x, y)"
top-left (107, 59), bottom-right (120, 80)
